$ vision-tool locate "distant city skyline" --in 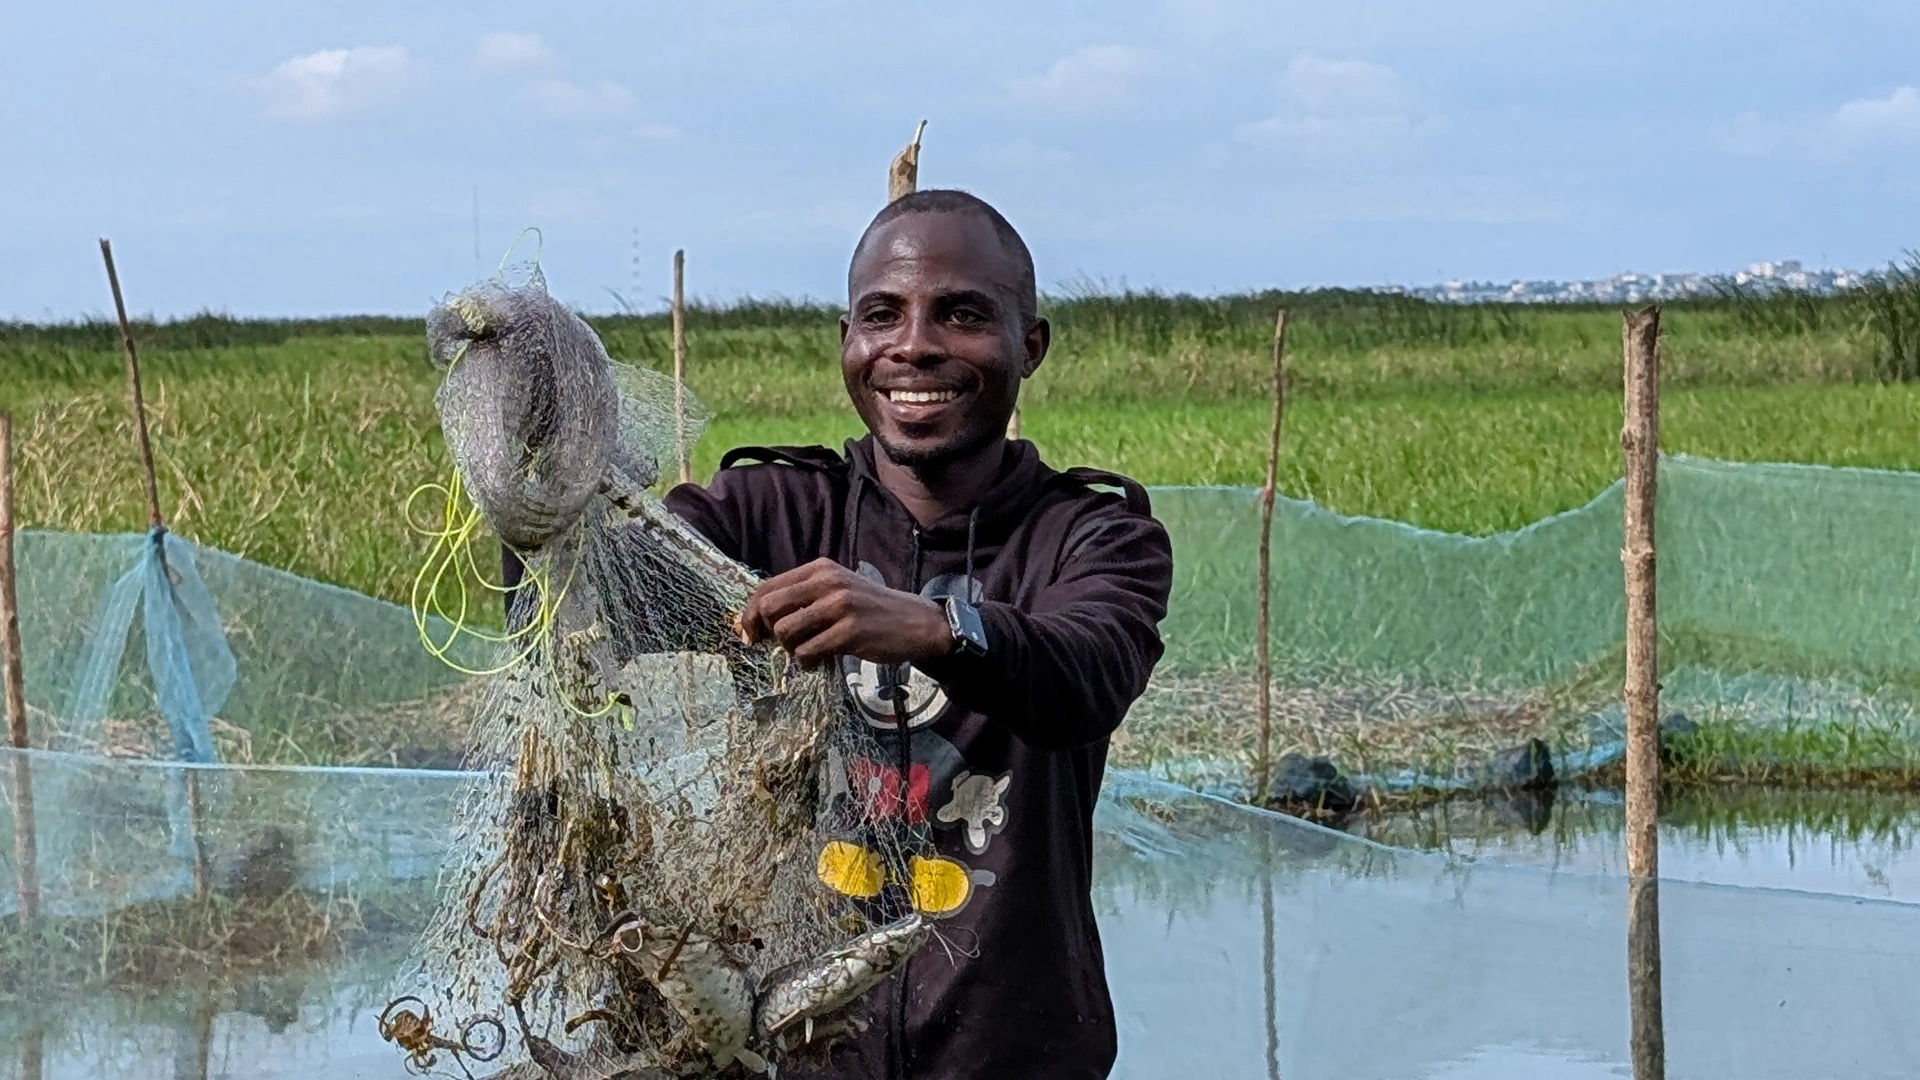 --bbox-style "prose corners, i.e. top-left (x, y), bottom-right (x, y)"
top-left (1391, 257), bottom-right (1883, 306)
